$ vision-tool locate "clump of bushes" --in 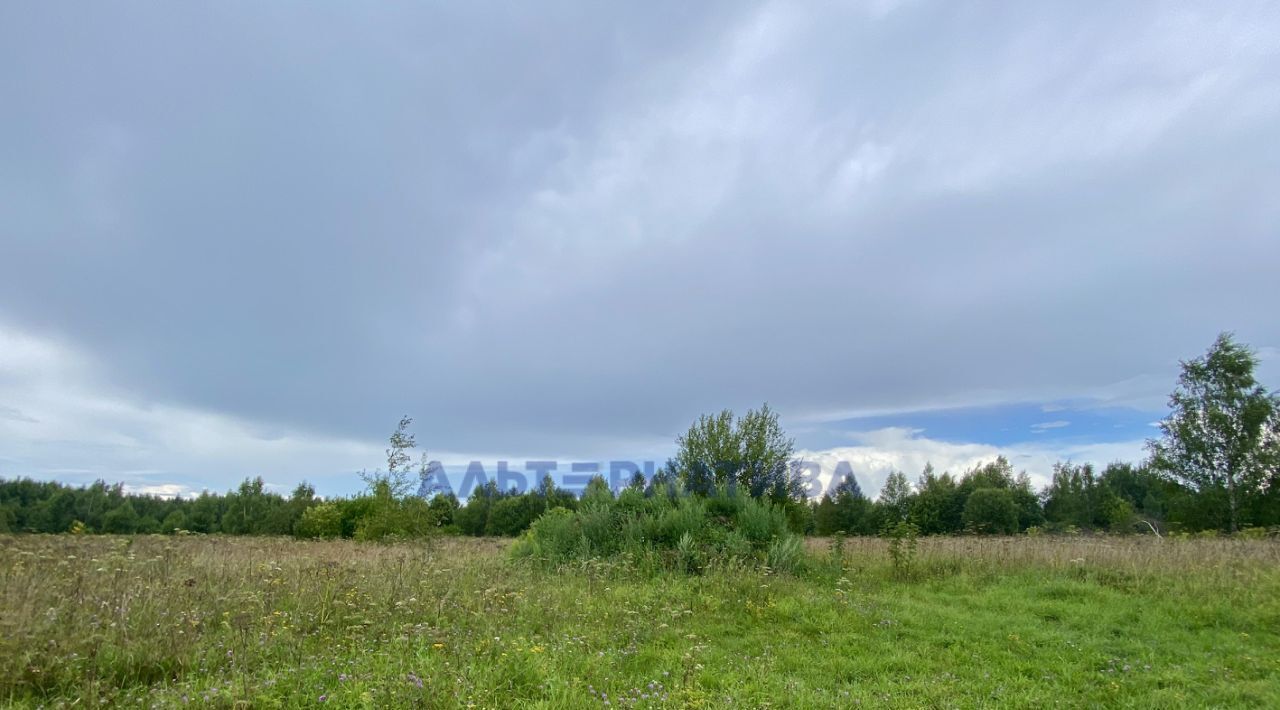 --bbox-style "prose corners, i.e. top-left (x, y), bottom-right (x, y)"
top-left (510, 478), bottom-right (805, 574)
